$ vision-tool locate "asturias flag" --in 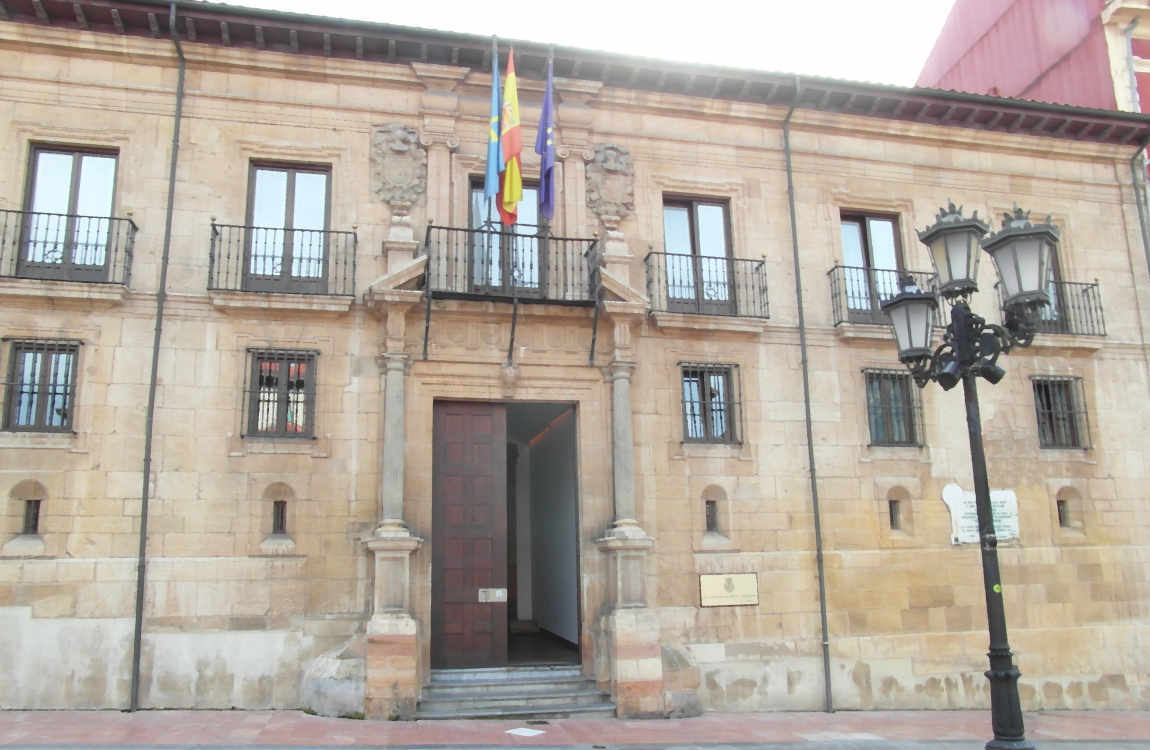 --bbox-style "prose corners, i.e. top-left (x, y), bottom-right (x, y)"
top-left (483, 38), bottom-right (502, 202)
top-left (498, 48), bottom-right (523, 226)
top-left (535, 57), bottom-right (556, 221)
